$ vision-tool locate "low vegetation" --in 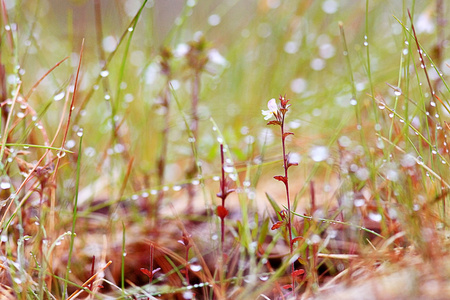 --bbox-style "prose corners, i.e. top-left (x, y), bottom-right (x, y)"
top-left (0, 1), bottom-right (449, 299)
